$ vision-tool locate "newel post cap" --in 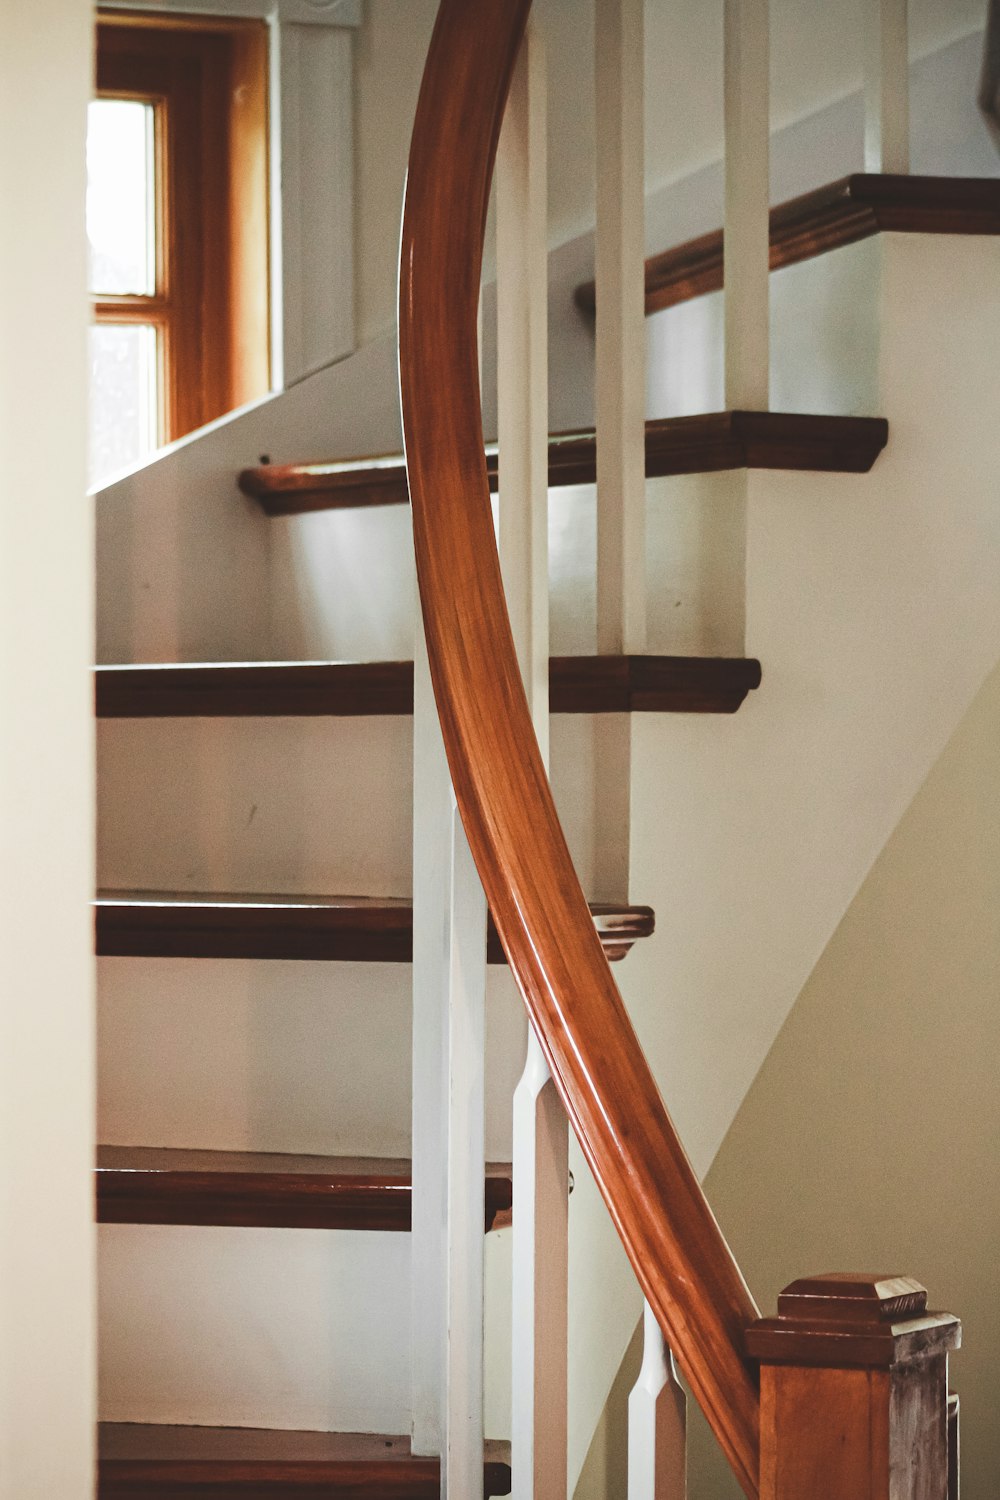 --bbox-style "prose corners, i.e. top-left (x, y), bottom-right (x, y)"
top-left (746, 1273), bottom-right (961, 1369)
